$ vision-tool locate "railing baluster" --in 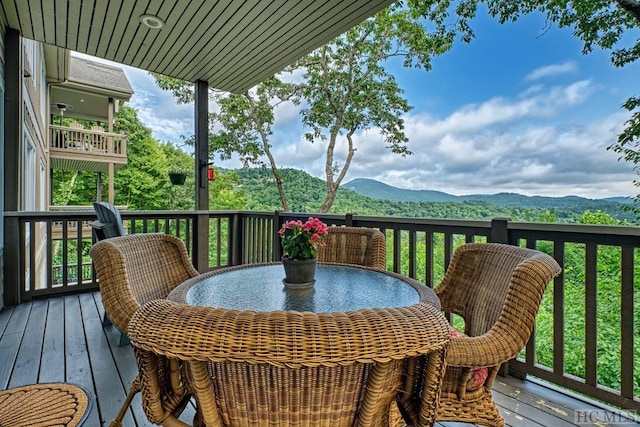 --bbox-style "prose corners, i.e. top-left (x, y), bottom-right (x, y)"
top-left (620, 245), bottom-right (635, 399)
top-left (408, 230), bottom-right (416, 279)
top-left (425, 231), bottom-right (434, 288)
top-left (553, 241), bottom-right (565, 377)
top-left (585, 243), bottom-right (598, 386)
